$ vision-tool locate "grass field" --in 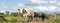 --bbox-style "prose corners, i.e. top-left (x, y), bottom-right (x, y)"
top-left (0, 15), bottom-right (60, 23)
